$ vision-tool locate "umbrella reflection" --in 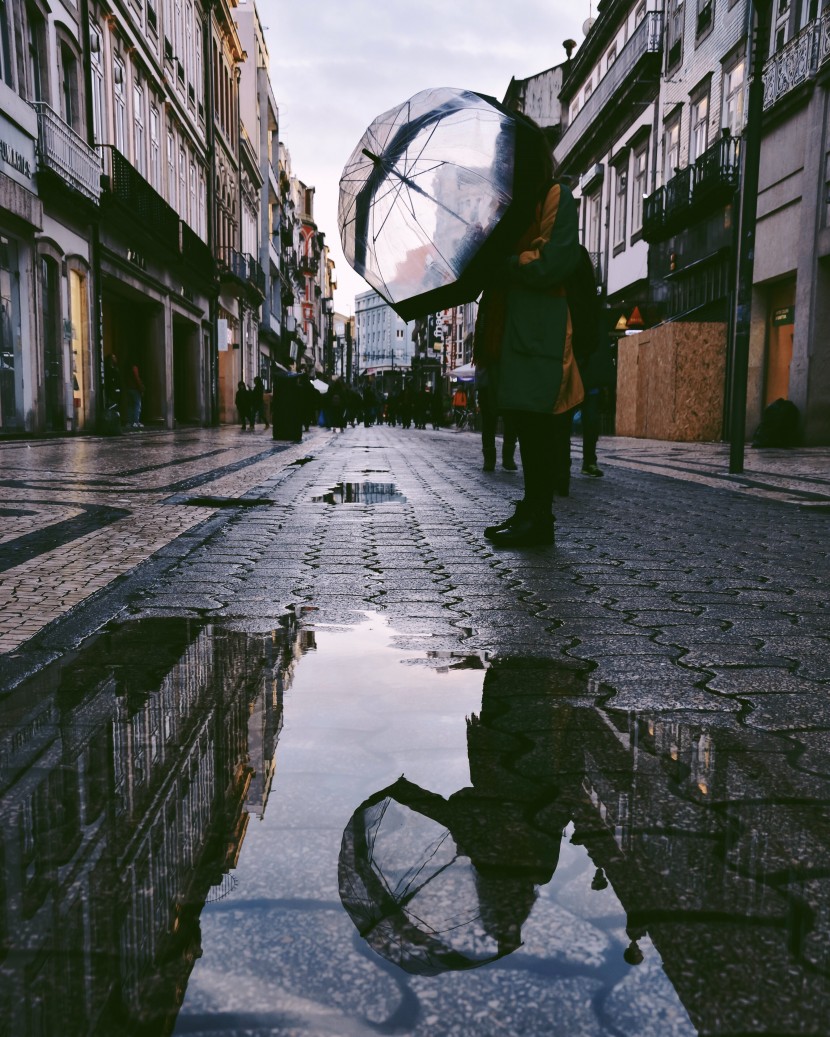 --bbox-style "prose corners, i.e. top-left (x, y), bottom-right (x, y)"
top-left (339, 659), bottom-right (582, 975)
